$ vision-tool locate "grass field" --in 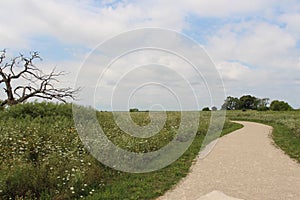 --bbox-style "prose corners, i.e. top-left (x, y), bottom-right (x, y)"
top-left (1, 103), bottom-right (299, 199)
top-left (0, 102), bottom-right (242, 200)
